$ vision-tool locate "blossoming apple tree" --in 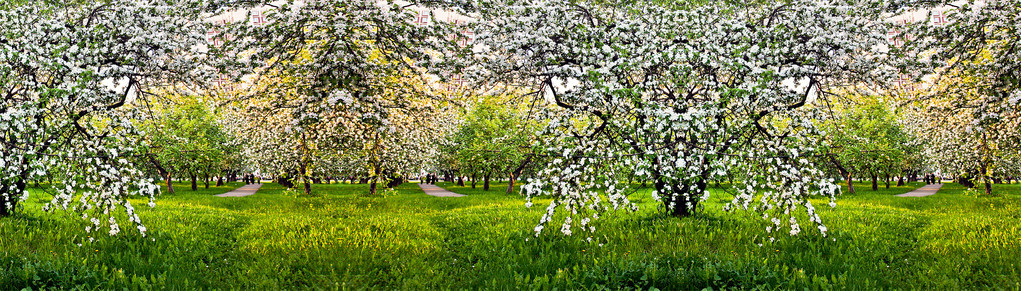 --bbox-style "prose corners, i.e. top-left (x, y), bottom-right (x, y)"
top-left (897, 0), bottom-right (1021, 195)
top-left (463, 0), bottom-right (897, 237)
top-left (213, 0), bottom-right (468, 195)
top-left (0, 0), bottom-right (217, 236)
